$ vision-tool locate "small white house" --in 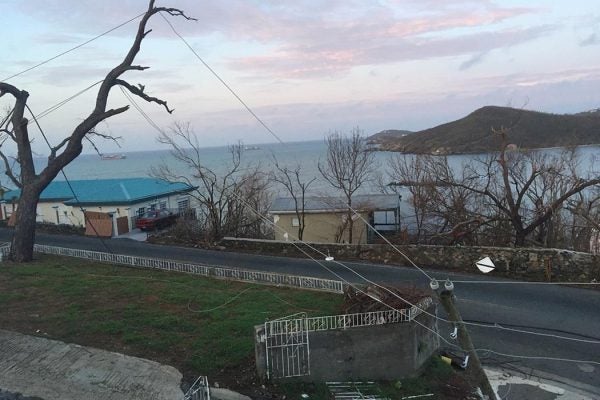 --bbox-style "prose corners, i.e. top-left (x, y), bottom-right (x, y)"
top-left (2, 178), bottom-right (196, 236)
